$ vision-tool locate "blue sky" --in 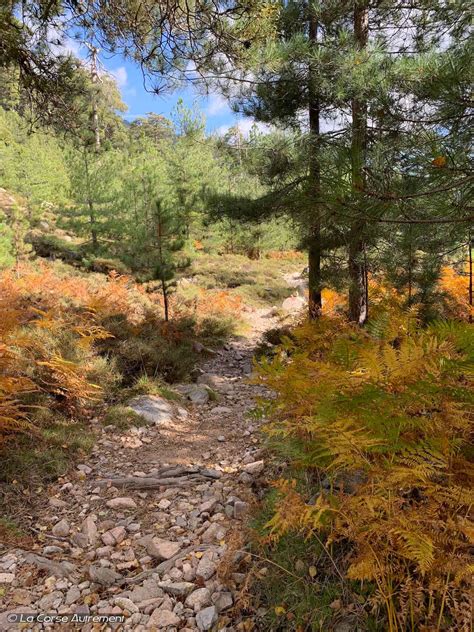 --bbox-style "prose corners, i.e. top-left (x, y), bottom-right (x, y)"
top-left (107, 58), bottom-right (236, 133)
top-left (63, 37), bottom-right (258, 136)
